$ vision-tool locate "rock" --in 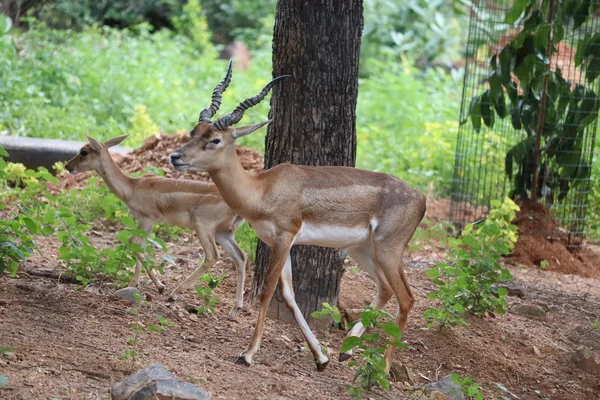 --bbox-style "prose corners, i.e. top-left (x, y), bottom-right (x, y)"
top-left (389, 361), bottom-right (414, 383)
top-left (572, 346), bottom-right (600, 375)
top-left (425, 374), bottom-right (465, 400)
top-left (114, 287), bottom-right (142, 304)
top-left (511, 304), bottom-right (547, 320)
top-left (111, 364), bottom-right (211, 400)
